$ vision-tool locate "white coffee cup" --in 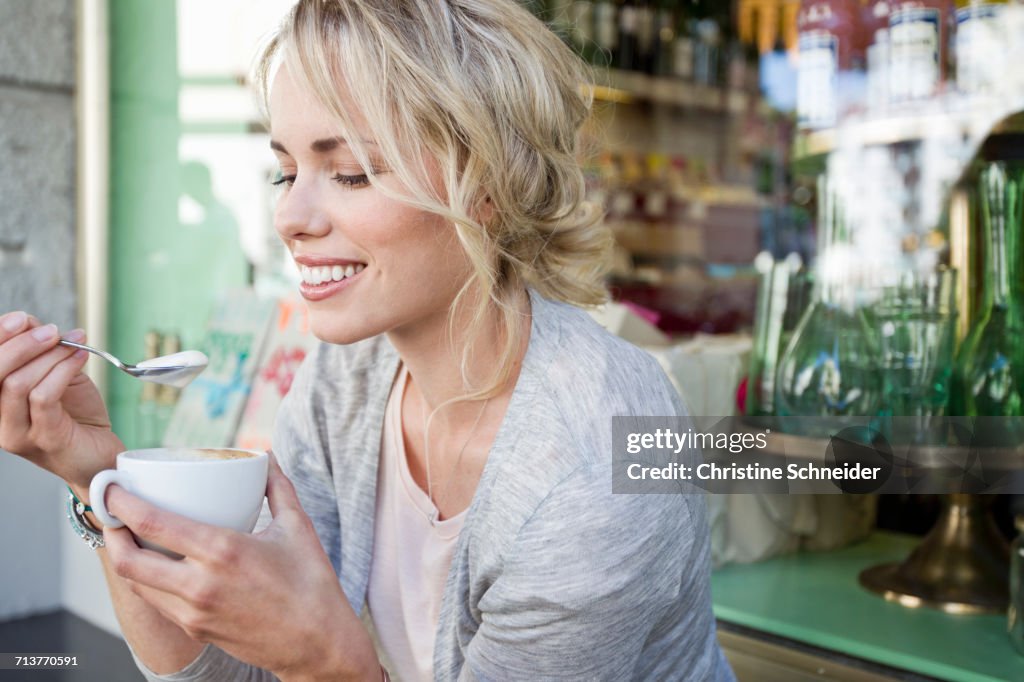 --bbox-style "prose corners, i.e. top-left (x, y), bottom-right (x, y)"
top-left (89, 447), bottom-right (268, 557)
